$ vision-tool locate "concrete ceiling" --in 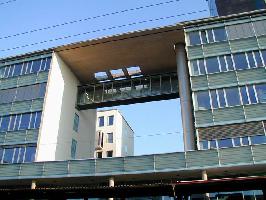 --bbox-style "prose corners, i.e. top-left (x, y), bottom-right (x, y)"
top-left (55, 25), bottom-right (185, 84)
